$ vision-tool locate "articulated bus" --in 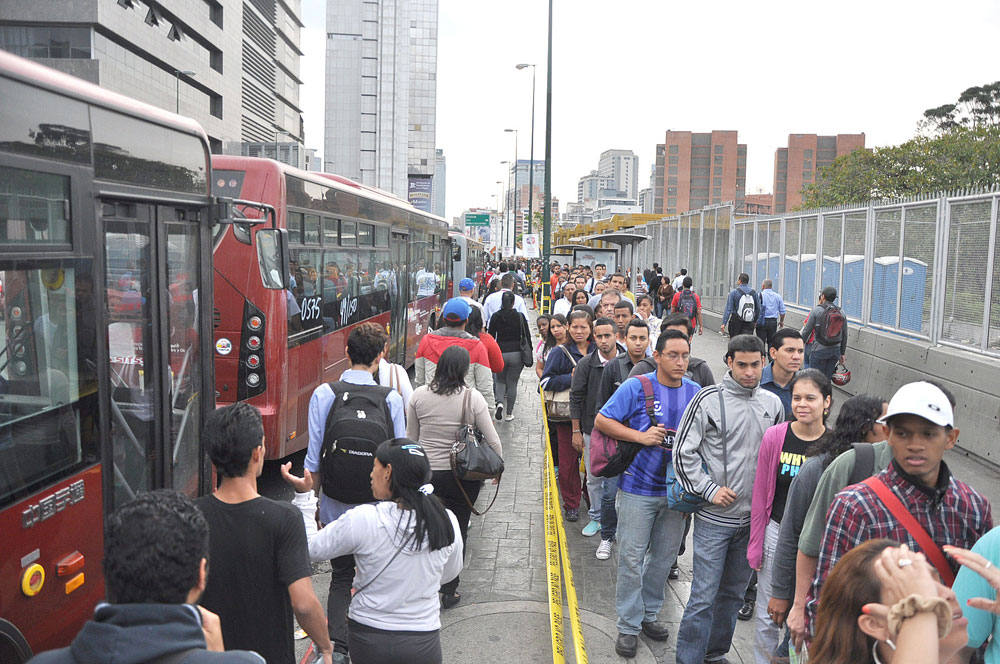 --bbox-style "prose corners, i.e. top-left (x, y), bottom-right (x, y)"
top-left (449, 232), bottom-right (485, 297)
top-left (210, 156), bottom-right (451, 460)
top-left (0, 52), bottom-right (230, 661)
